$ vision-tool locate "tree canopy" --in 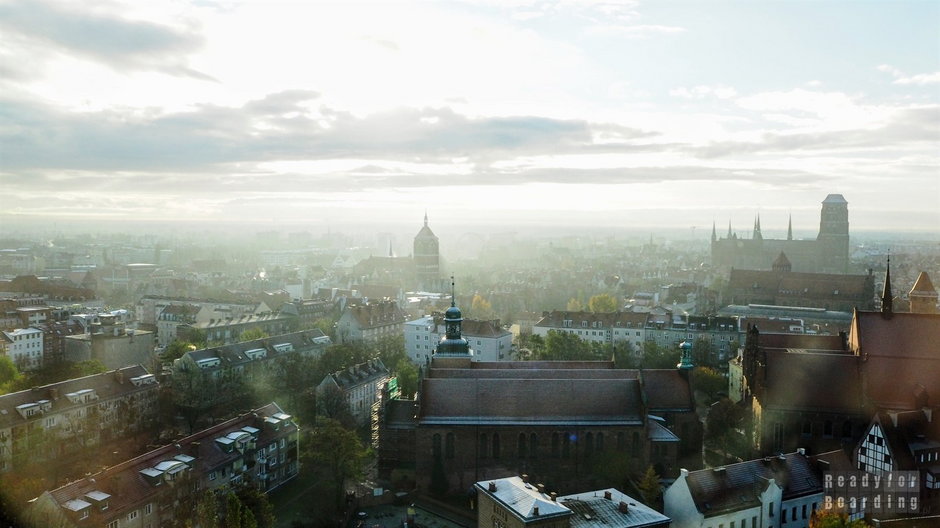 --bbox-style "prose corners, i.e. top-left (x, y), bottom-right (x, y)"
top-left (588, 293), bottom-right (618, 313)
